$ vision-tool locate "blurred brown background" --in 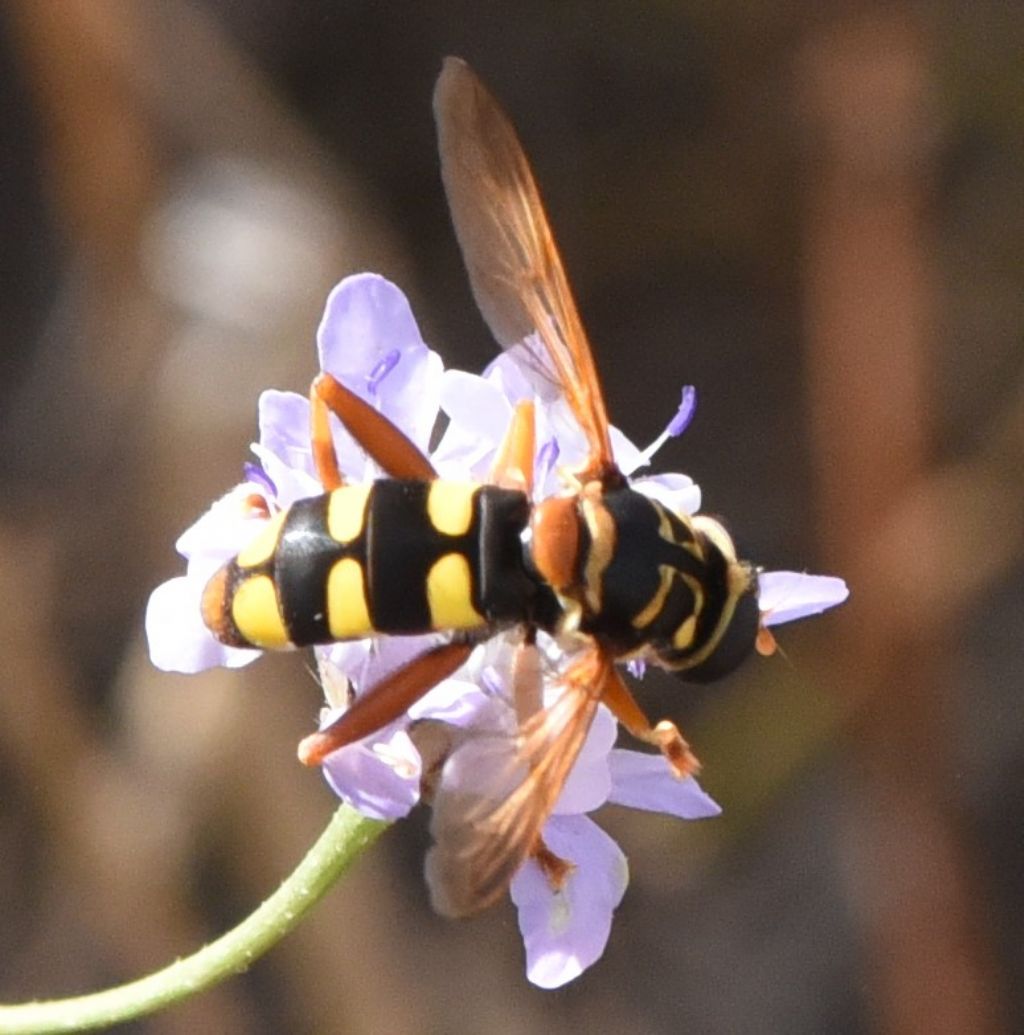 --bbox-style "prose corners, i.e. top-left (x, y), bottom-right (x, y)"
top-left (0, 3), bottom-right (1021, 1033)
